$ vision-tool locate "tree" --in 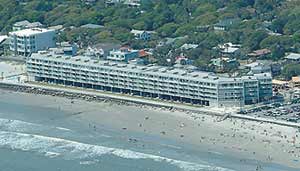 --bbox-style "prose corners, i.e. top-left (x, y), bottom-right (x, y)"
top-left (194, 58), bottom-right (212, 71)
top-left (243, 30), bottom-right (268, 50)
top-left (270, 44), bottom-right (285, 60)
top-left (153, 45), bottom-right (175, 66)
top-left (254, 0), bottom-right (280, 13)
top-left (157, 23), bottom-right (178, 37)
top-left (282, 64), bottom-right (300, 80)
top-left (270, 17), bottom-right (287, 34)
